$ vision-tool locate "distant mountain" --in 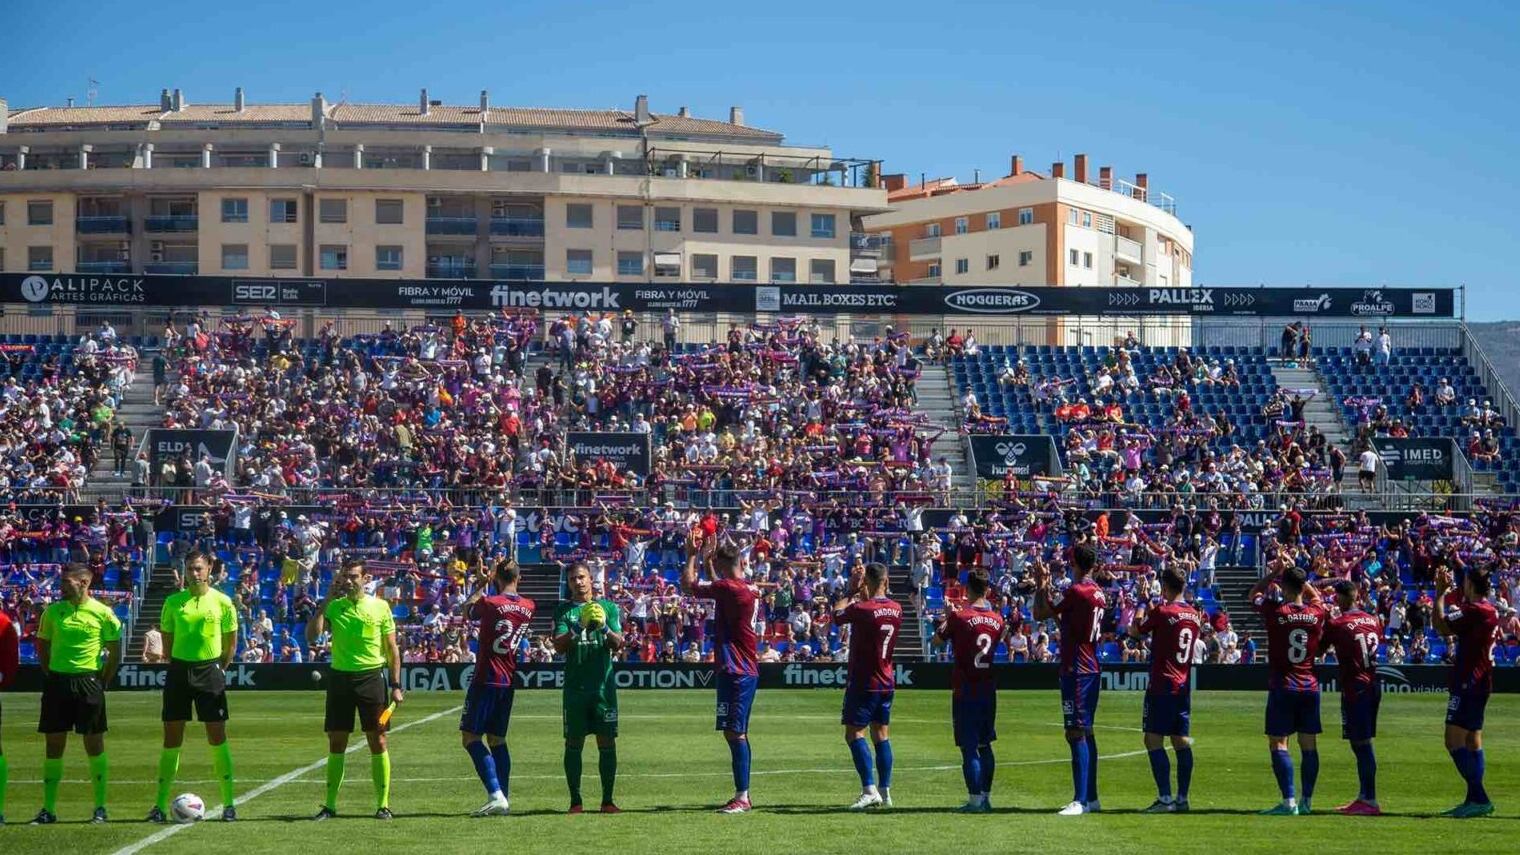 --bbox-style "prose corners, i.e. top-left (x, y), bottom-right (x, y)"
top-left (1467, 321), bottom-right (1520, 404)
